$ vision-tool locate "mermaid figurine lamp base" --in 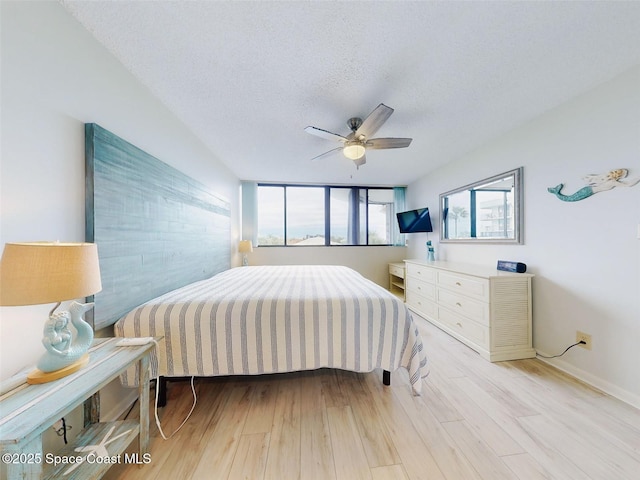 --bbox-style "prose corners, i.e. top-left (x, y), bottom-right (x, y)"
top-left (27, 355), bottom-right (90, 384)
top-left (27, 301), bottom-right (95, 384)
